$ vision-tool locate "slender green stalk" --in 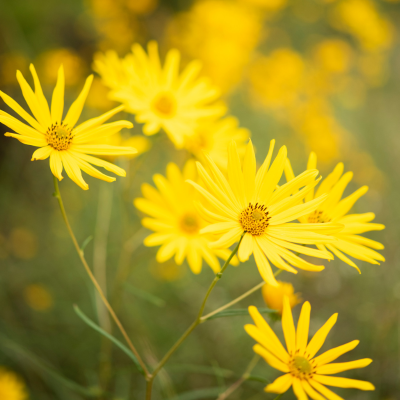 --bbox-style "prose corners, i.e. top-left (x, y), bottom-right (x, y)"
top-left (201, 269), bottom-right (283, 322)
top-left (145, 234), bottom-right (245, 399)
top-left (216, 355), bottom-right (260, 400)
top-left (53, 177), bottom-right (149, 378)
